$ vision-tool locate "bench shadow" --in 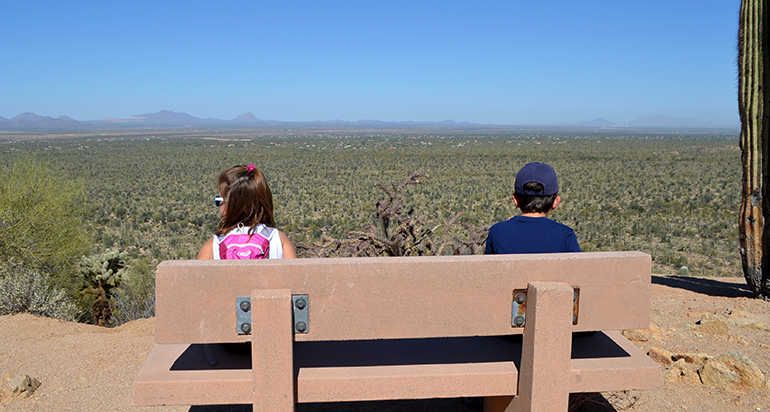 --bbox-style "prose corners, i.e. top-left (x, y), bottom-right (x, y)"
top-left (179, 332), bottom-right (627, 412)
top-left (188, 393), bottom-right (619, 412)
top-left (652, 275), bottom-right (754, 298)
top-left (189, 398), bottom-right (471, 412)
top-left (172, 332), bottom-right (629, 372)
